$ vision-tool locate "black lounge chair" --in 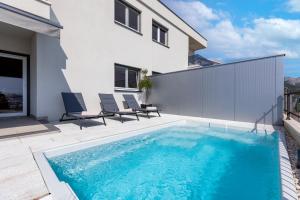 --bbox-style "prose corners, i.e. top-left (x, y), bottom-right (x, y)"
top-left (123, 94), bottom-right (161, 118)
top-left (99, 93), bottom-right (139, 123)
top-left (60, 92), bottom-right (106, 129)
